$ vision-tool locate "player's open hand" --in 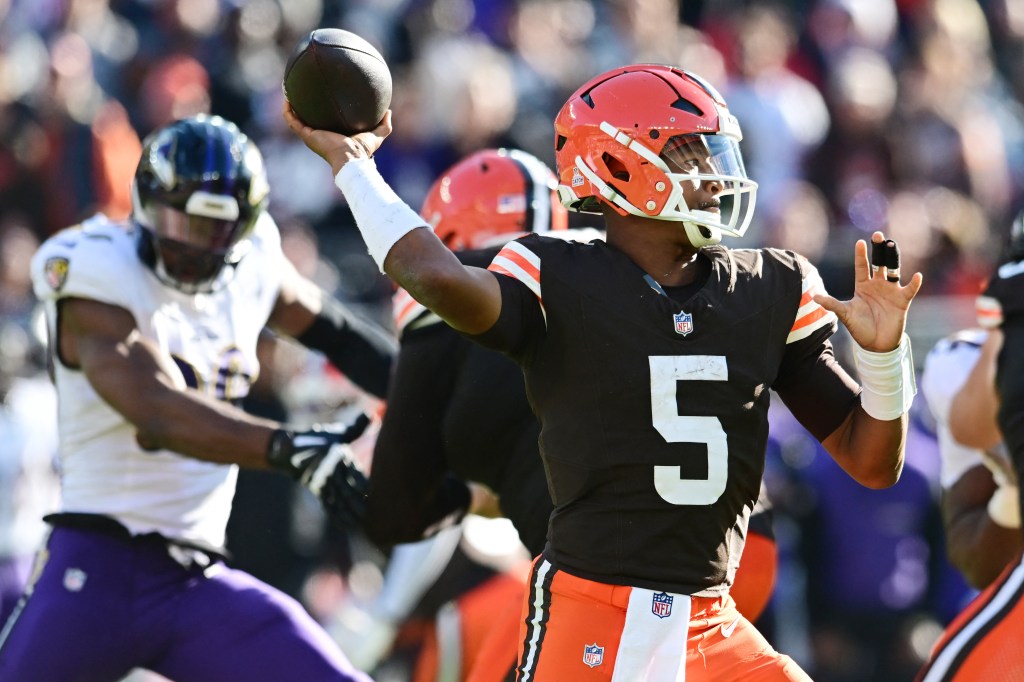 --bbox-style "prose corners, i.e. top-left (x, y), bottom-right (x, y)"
top-left (283, 100), bottom-right (392, 176)
top-left (813, 231), bottom-right (923, 352)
